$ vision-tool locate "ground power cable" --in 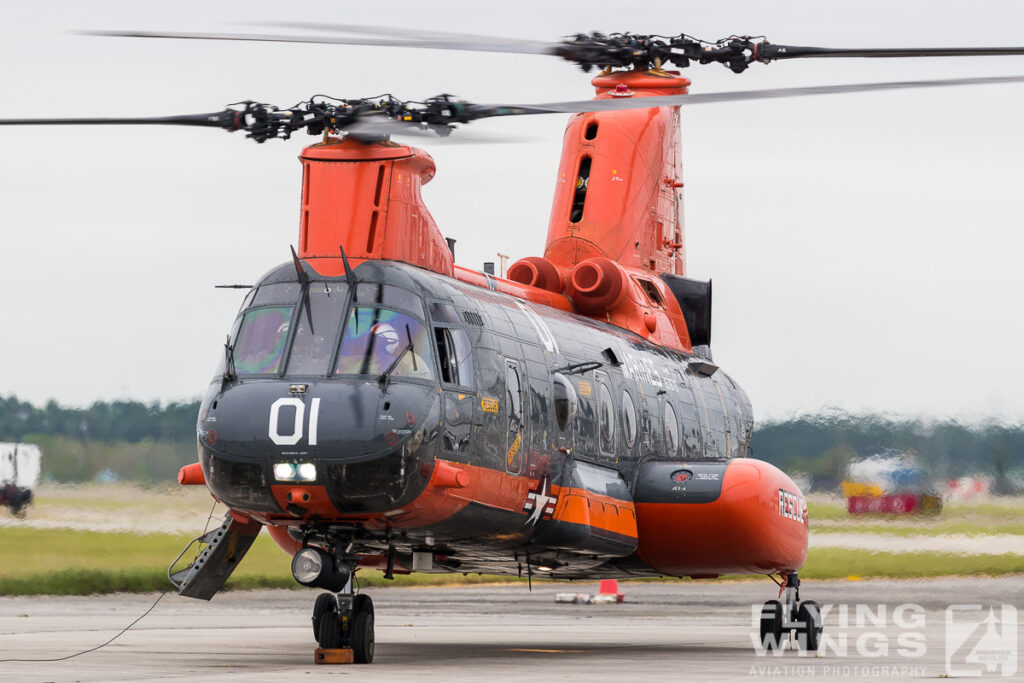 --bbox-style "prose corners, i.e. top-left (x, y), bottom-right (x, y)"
top-left (0, 500), bottom-right (221, 663)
